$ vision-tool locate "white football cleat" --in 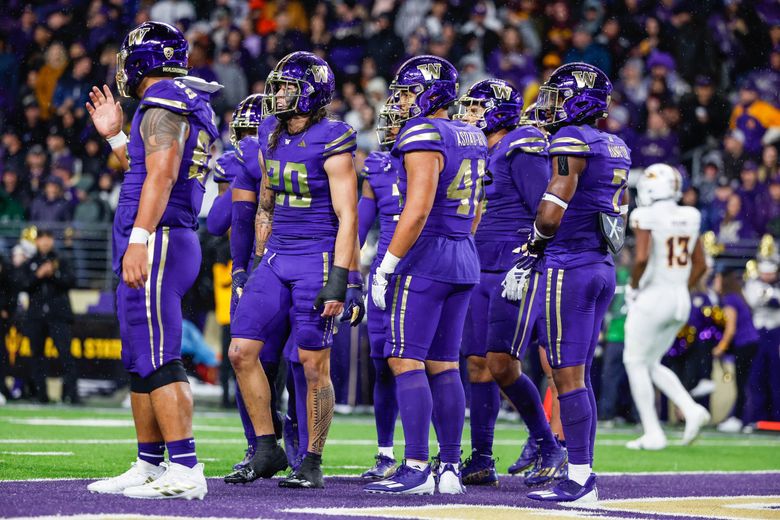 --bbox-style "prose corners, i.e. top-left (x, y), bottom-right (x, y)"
top-left (123, 462), bottom-right (207, 500)
top-left (87, 459), bottom-right (166, 494)
top-left (437, 462), bottom-right (465, 494)
top-left (681, 405), bottom-right (711, 445)
top-left (717, 416), bottom-right (743, 433)
top-left (626, 434), bottom-right (667, 451)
